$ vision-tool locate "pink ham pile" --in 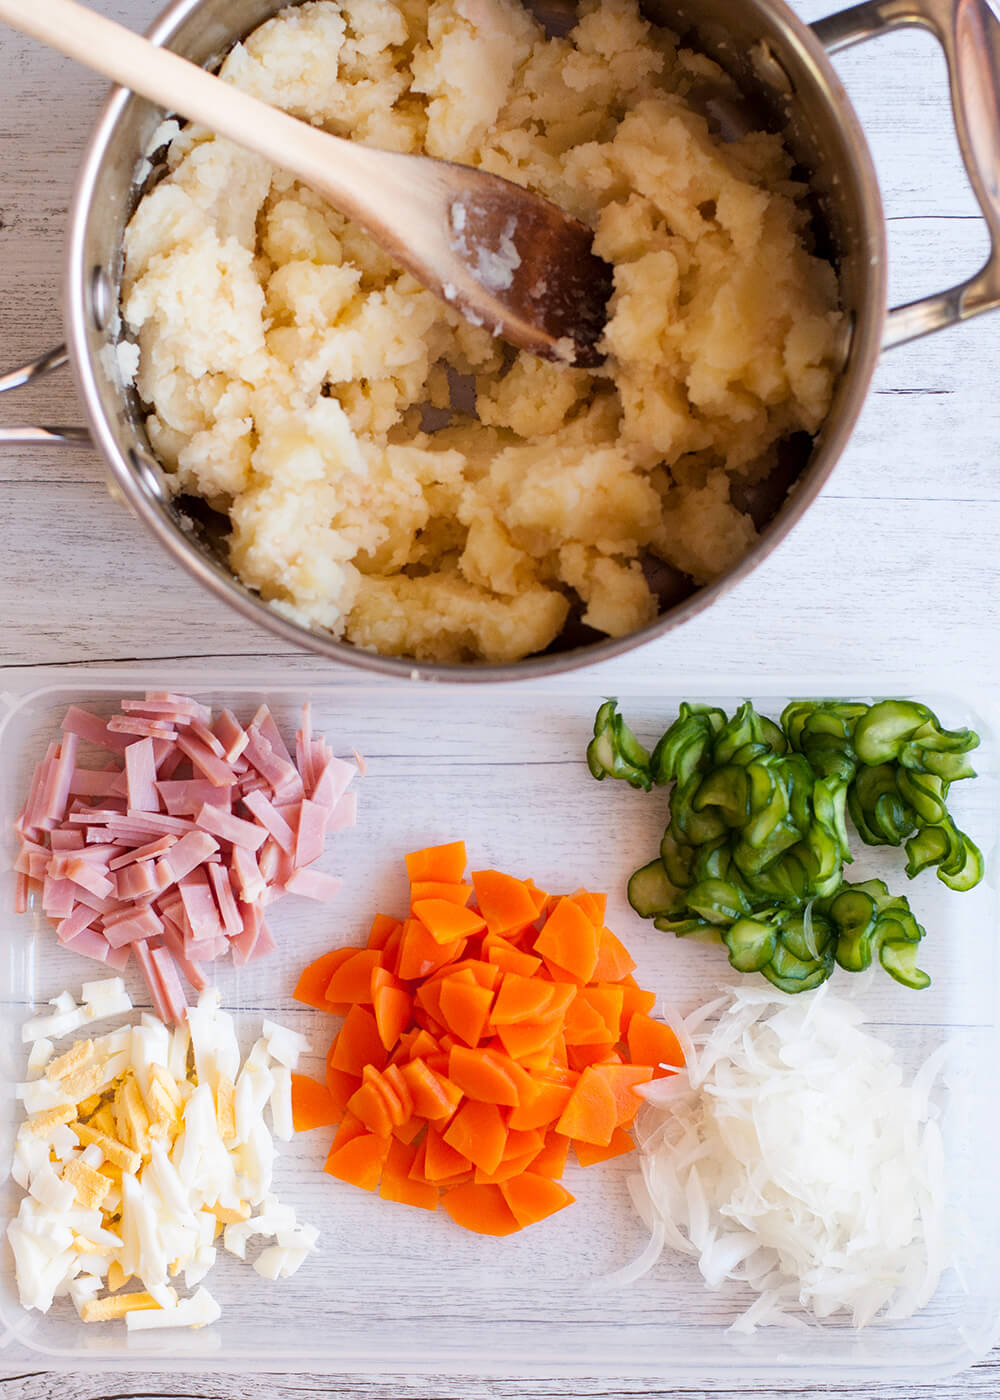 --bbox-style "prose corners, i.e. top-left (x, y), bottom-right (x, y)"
top-left (13, 693), bottom-right (358, 1023)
